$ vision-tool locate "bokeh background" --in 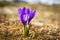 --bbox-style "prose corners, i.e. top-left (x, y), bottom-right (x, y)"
top-left (0, 0), bottom-right (60, 40)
